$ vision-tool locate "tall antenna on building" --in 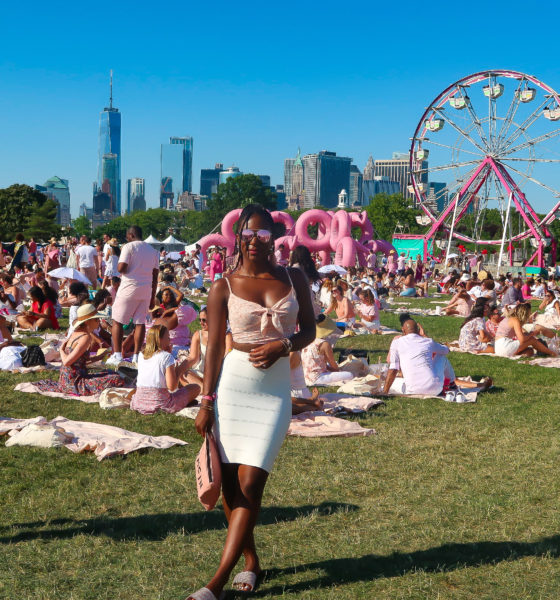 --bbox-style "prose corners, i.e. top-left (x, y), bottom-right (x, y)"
top-left (109, 70), bottom-right (113, 109)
